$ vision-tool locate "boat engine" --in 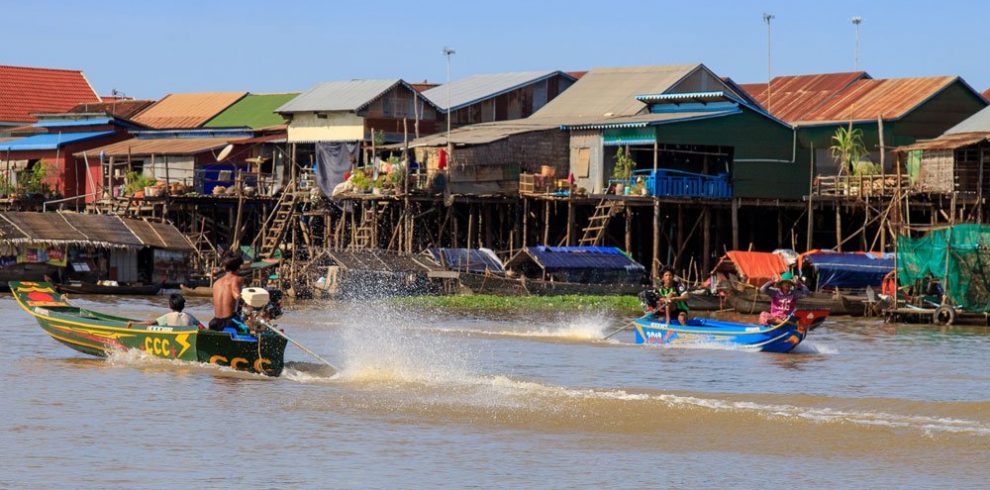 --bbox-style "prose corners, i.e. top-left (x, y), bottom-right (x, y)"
top-left (240, 287), bottom-right (285, 331)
